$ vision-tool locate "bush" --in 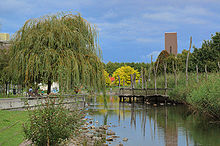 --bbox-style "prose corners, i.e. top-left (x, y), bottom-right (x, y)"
top-left (23, 97), bottom-right (83, 145)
